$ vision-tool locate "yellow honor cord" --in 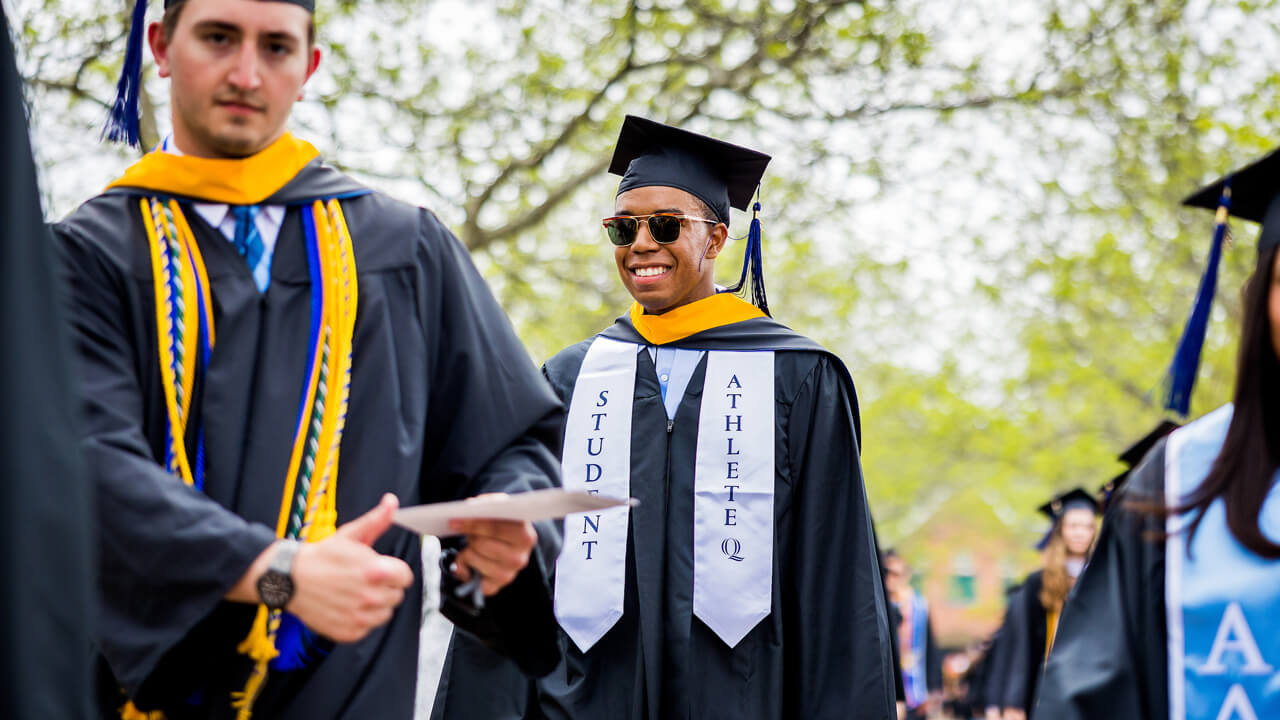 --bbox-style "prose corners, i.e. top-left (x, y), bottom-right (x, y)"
top-left (234, 200), bottom-right (358, 718)
top-left (627, 292), bottom-right (766, 345)
top-left (134, 193), bottom-right (358, 719)
top-left (142, 199), bottom-right (197, 486)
